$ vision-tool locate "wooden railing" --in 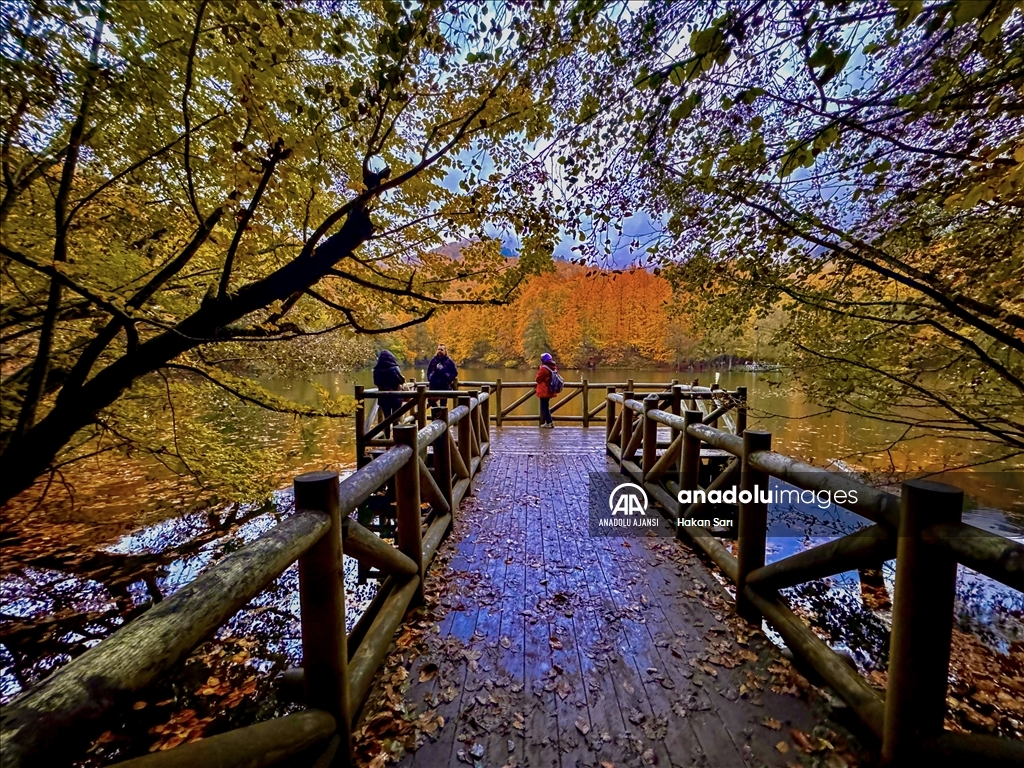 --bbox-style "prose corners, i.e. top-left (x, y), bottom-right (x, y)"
top-left (457, 377), bottom-right (743, 428)
top-left (0, 394), bottom-right (492, 768)
top-left (605, 387), bottom-right (1024, 766)
top-left (354, 384), bottom-right (490, 469)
